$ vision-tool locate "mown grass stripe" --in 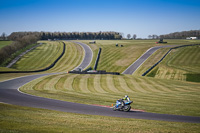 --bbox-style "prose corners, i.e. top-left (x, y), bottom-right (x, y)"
top-left (138, 77), bottom-right (163, 93)
top-left (117, 75), bottom-right (133, 92)
top-left (51, 42), bottom-right (72, 72)
top-left (55, 74), bottom-right (71, 91)
top-left (71, 43), bottom-right (83, 70)
top-left (87, 75), bottom-right (97, 93)
top-left (154, 80), bottom-right (178, 92)
top-left (100, 75), bottom-right (113, 93)
top-left (106, 75), bottom-right (120, 93)
top-left (131, 77), bottom-right (149, 92)
top-left (72, 74), bottom-right (82, 92)
top-left (59, 42), bottom-right (78, 71)
top-left (79, 75), bottom-right (90, 93)
top-left (112, 75), bottom-right (126, 93)
top-left (44, 74), bottom-right (64, 91)
top-left (123, 75), bottom-right (143, 92)
top-left (33, 75), bottom-right (55, 91)
top-left (93, 75), bottom-right (107, 93)
top-left (145, 78), bottom-right (173, 92)
top-left (63, 74), bottom-right (80, 91)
